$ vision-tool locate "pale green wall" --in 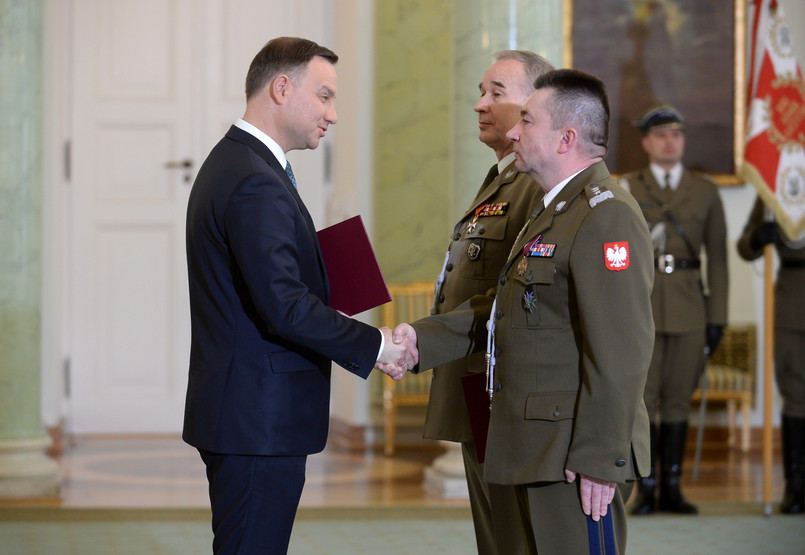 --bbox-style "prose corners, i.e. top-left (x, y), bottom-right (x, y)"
top-left (373, 0), bottom-right (453, 285)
